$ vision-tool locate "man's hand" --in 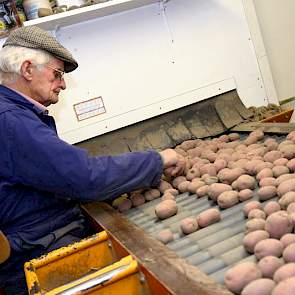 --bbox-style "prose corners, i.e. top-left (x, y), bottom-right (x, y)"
top-left (159, 149), bottom-right (186, 177)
